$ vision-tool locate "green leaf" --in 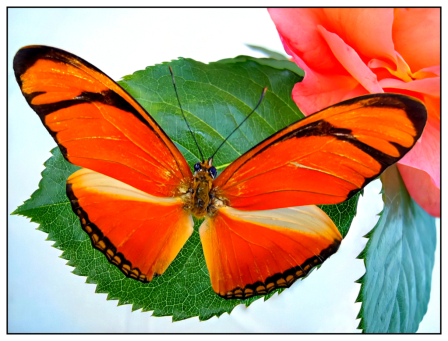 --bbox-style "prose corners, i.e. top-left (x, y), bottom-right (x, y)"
top-left (319, 190), bottom-right (362, 239)
top-left (246, 44), bottom-right (290, 60)
top-left (13, 57), bottom-right (360, 321)
top-left (217, 55), bottom-right (304, 79)
top-left (356, 165), bottom-right (436, 333)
